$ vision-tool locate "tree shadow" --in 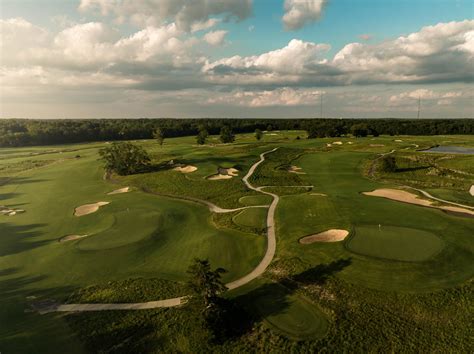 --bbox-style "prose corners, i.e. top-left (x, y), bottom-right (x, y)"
top-left (231, 258), bottom-right (352, 339)
top-left (0, 176), bottom-right (48, 187)
top-left (0, 222), bottom-right (50, 257)
top-left (395, 166), bottom-right (430, 173)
